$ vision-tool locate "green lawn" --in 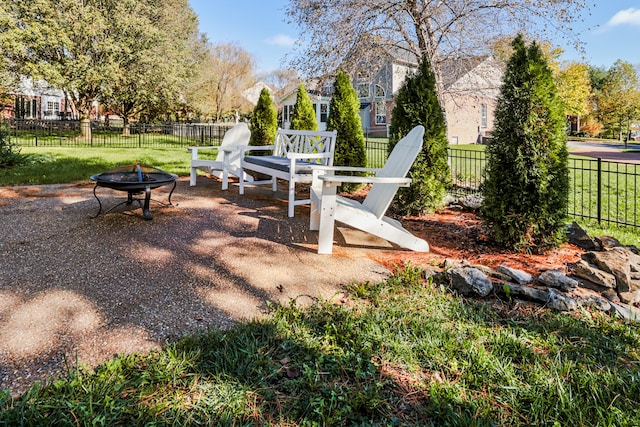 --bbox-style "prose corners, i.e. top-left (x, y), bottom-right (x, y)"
top-left (0, 146), bottom-right (194, 186)
top-left (1, 265), bottom-right (638, 425)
